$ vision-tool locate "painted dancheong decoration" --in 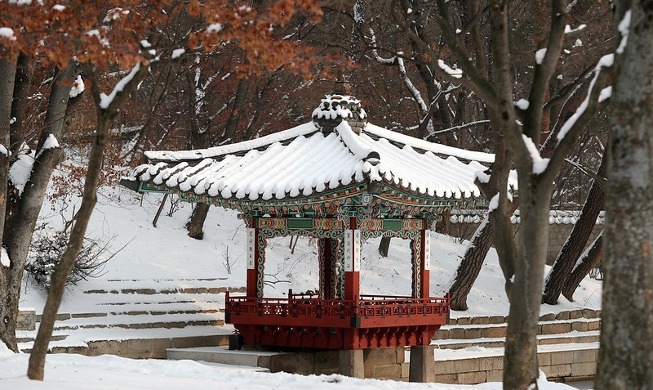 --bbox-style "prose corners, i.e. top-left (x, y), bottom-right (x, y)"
top-left (122, 85), bottom-right (516, 350)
